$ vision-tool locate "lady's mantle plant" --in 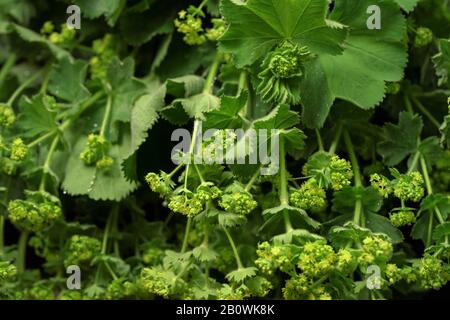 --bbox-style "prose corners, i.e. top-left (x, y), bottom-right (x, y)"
top-left (0, 0), bottom-right (450, 300)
